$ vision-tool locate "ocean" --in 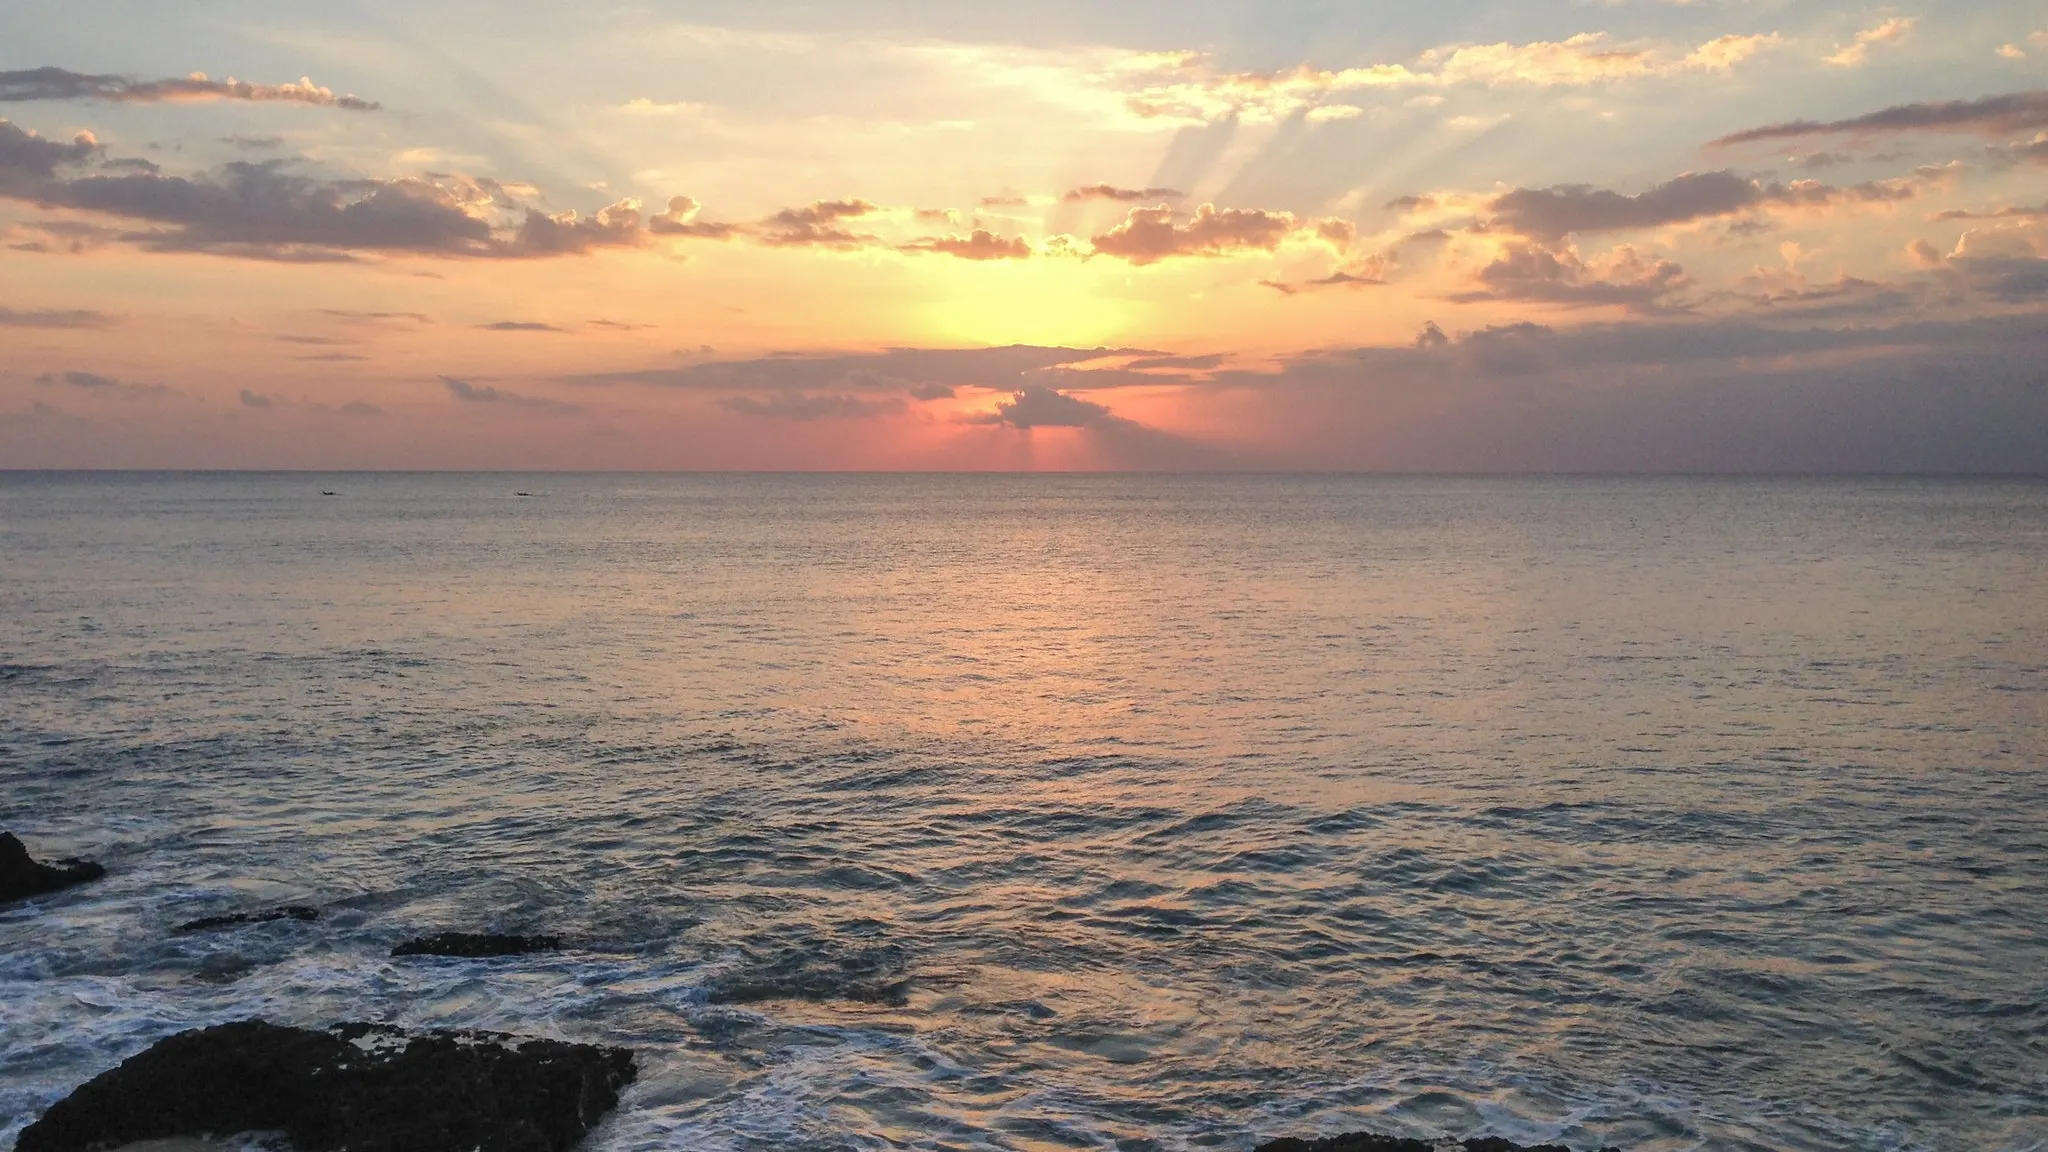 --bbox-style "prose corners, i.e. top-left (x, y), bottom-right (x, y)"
top-left (1, 473), bottom-right (2043, 1151)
